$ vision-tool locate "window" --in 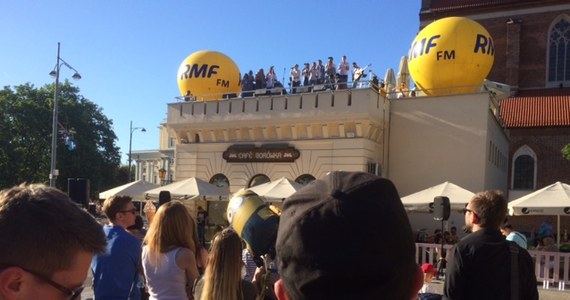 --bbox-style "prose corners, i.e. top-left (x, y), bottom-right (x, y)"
top-left (209, 174), bottom-right (230, 190)
top-left (248, 174), bottom-right (270, 188)
top-left (512, 145), bottom-right (536, 190)
top-left (295, 174), bottom-right (315, 186)
top-left (547, 16), bottom-right (570, 86)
